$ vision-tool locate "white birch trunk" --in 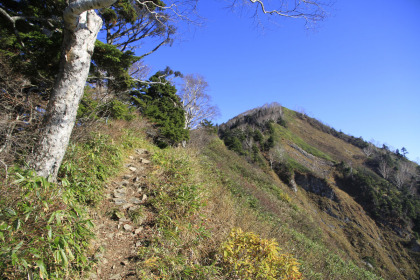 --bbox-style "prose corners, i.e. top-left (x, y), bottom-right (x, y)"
top-left (29, 0), bottom-right (115, 180)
